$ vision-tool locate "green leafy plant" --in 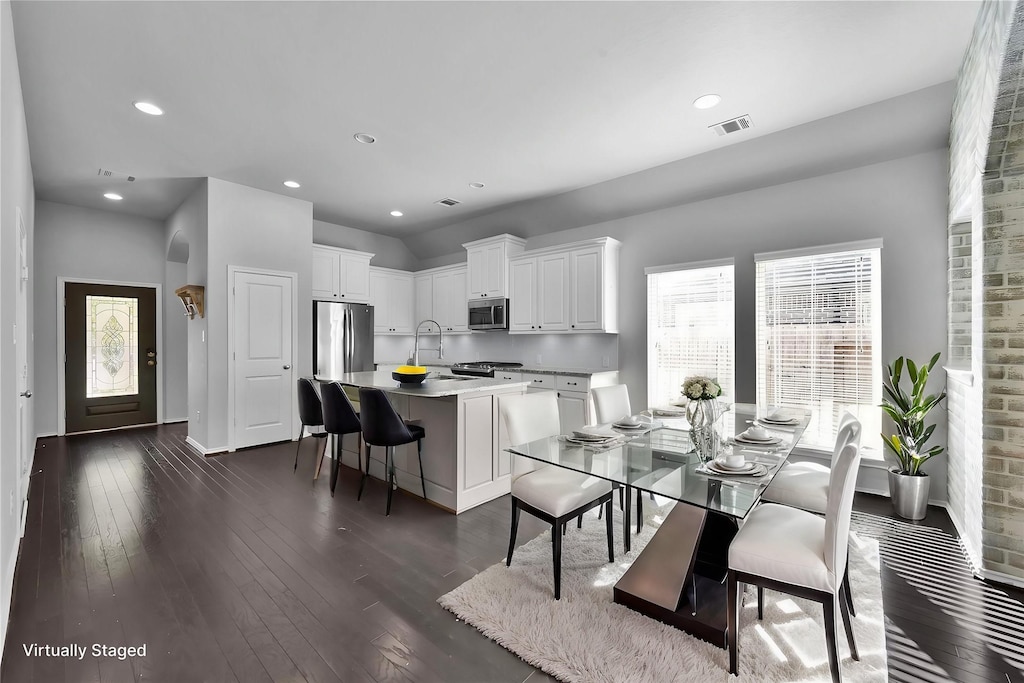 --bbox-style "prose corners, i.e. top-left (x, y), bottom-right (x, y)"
top-left (880, 353), bottom-right (947, 476)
